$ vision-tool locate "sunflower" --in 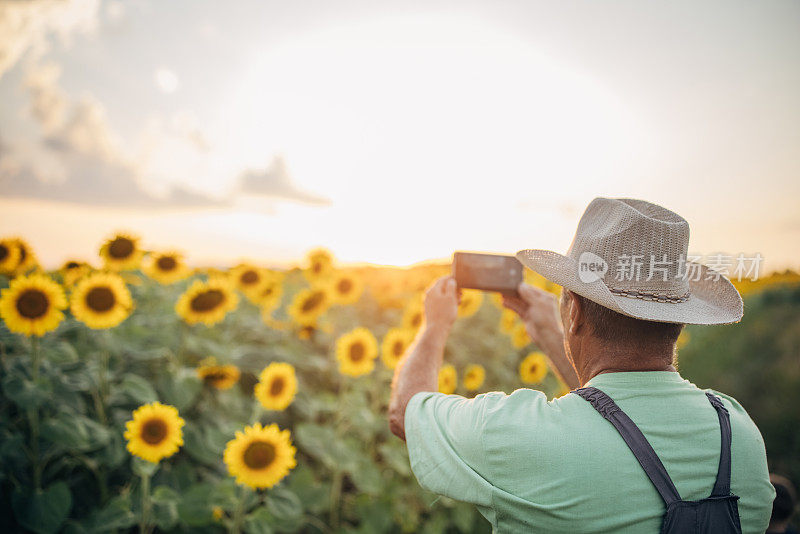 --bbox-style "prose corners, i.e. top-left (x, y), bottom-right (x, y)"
top-left (9, 238), bottom-right (38, 274)
top-left (230, 263), bottom-right (270, 297)
top-left (0, 273), bottom-right (66, 336)
top-left (438, 364), bottom-right (457, 394)
top-left (223, 423), bottom-right (297, 490)
top-left (253, 276), bottom-right (283, 309)
top-left (510, 322), bottom-right (532, 348)
top-left (457, 289), bottom-right (484, 318)
top-left (287, 286), bottom-right (330, 326)
top-left (197, 358), bottom-right (241, 390)
top-left (520, 351), bottom-right (548, 384)
top-left (60, 260), bottom-right (91, 287)
top-left (499, 308), bottom-right (519, 334)
top-left (463, 364), bottom-right (486, 391)
top-left (293, 319), bottom-right (333, 340)
top-left (335, 327), bottom-right (378, 377)
top-left (327, 271), bottom-right (363, 305)
top-left (0, 238), bottom-right (21, 274)
top-left (303, 247), bottom-right (334, 283)
top-left (401, 298), bottom-right (424, 331)
top-left (143, 252), bottom-right (190, 284)
top-left (124, 402), bottom-right (185, 463)
top-left (380, 327), bottom-right (413, 369)
top-left (254, 362), bottom-right (298, 410)
top-left (70, 272), bottom-right (132, 329)
top-left (99, 233), bottom-right (143, 271)
top-left (175, 278), bottom-right (238, 326)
